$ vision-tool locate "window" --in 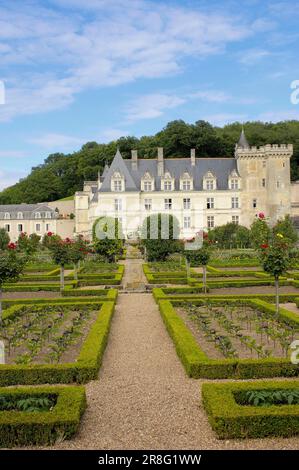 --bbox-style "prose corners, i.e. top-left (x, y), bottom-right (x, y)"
top-left (253, 199), bottom-right (257, 209)
top-left (207, 197), bottom-right (214, 209)
top-left (263, 160), bottom-right (266, 168)
top-left (262, 178), bottom-right (266, 188)
top-left (144, 181), bottom-right (152, 192)
top-left (4, 213), bottom-right (10, 220)
top-left (113, 180), bottom-right (122, 192)
top-left (232, 215), bottom-right (239, 224)
top-left (35, 212), bottom-right (41, 219)
top-left (164, 181), bottom-right (172, 191)
top-left (114, 199), bottom-right (122, 212)
top-left (17, 212), bottom-right (23, 219)
top-left (46, 224), bottom-right (50, 231)
top-left (207, 216), bottom-right (214, 228)
top-left (18, 224), bottom-right (23, 232)
top-left (182, 180), bottom-right (191, 191)
top-left (164, 198), bottom-right (172, 210)
top-left (4, 224), bottom-right (10, 232)
top-left (231, 197), bottom-right (239, 209)
top-left (183, 216), bottom-right (191, 229)
top-left (206, 179), bottom-right (214, 190)
top-left (277, 181), bottom-right (280, 188)
top-left (231, 179), bottom-right (239, 190)
top-left (45, 212), bottom-right (51, 219)
top-left (144, 199), bottom-right (152, 211)
top-left (282, 162), bottom-right (285, 168)
top-left (183, 198), bottom-right (191, 210)
top-left (36, 223), bottom-right (41, 232)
